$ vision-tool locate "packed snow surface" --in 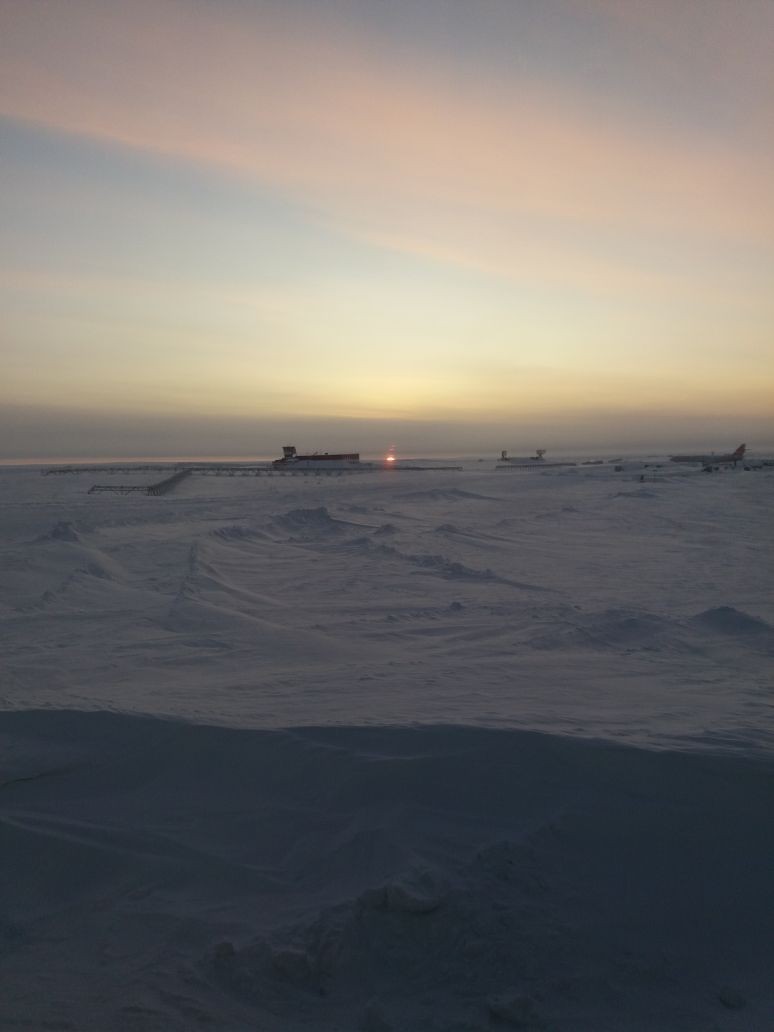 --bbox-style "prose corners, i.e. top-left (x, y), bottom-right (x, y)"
top-left (1, 462), bottom-right (772, 1029)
